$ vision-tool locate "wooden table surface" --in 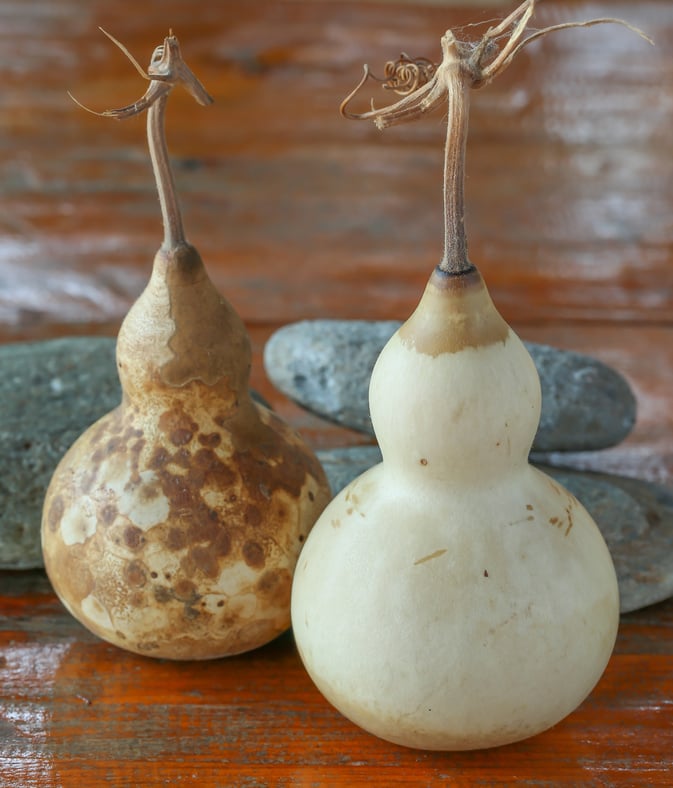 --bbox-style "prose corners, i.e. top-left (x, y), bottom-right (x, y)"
top-left (1, 1), bottom-right (672, 785)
